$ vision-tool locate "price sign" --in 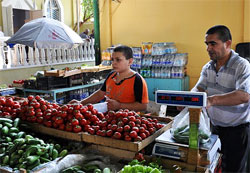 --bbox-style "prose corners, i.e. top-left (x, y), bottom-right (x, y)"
top-left (155, 90), bottom-right (207, 108)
